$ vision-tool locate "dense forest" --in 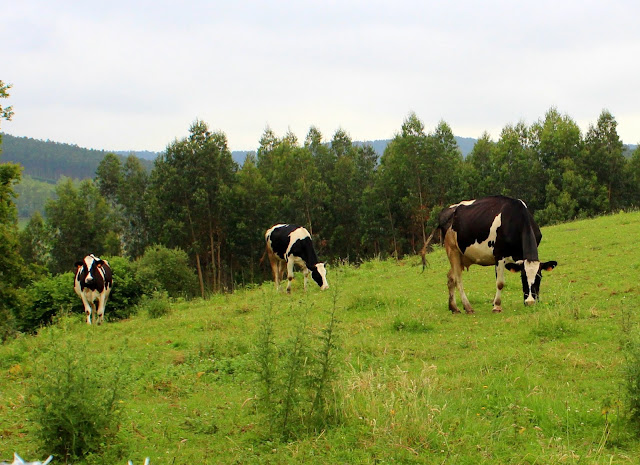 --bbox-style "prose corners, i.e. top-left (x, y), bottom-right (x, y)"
top-left (2, 75), bottom-right (640, 336)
